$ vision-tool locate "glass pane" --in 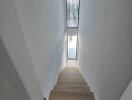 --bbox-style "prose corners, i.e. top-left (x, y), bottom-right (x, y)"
top-left (67, 0), bottom-right (79, 28)
top-left (67, 35), bottom-right (77, 59)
